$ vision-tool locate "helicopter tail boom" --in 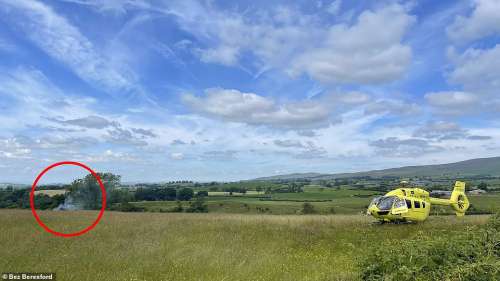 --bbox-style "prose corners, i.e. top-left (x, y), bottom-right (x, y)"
top-left (429, 181), bottom-right (470, 216)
